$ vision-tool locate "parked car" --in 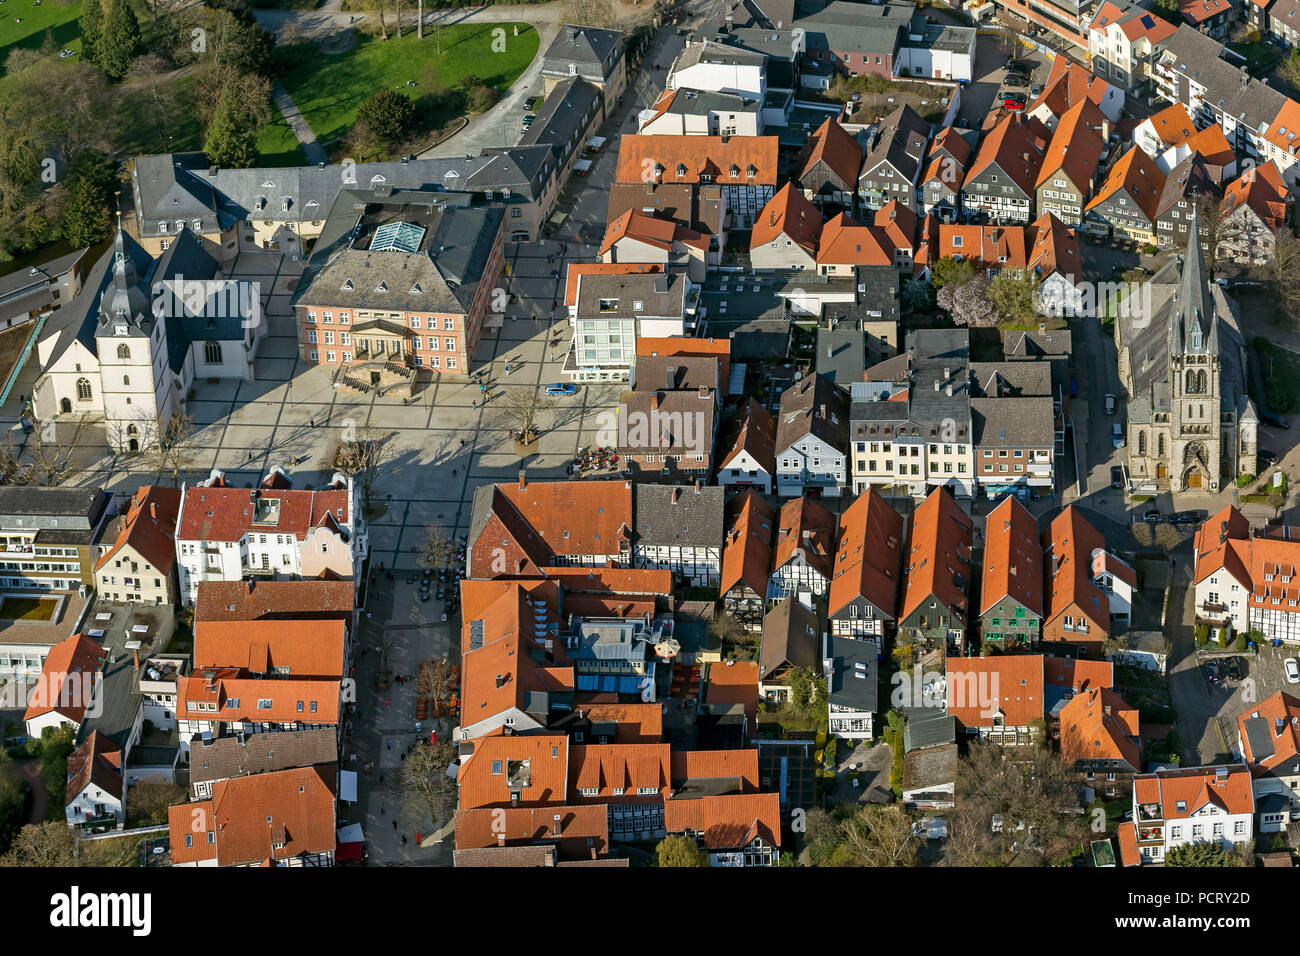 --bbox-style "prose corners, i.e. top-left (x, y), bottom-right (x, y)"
top-left (1002, 95), bottom-right (1027, 111)
top-left (1104, 393), bottom-right (1116, 415)
top-left (1262, 411), bottom-right (1290, 429)
top-left (1223, 657), bottom-right (1246, 682)
top-left (545, 382), bottom-right (578, 396)
top-left (1112, 423), bottom-right (1124, 448)
top-left (1286, 657), bottom-right (1300, 684)
top-left (1111, 465), bottom-right (1124, 489)
top-left (1029, 84), bottom-right (1042, 99)
top-left (1169, 511), bottom-right (1196, 525)
top-left (523, 96), bottom-right (538, 111)
top-left (522, 114), bottom-right (535, 128)
top-left (1003, 73), bottom-right (1028, 87)
top-left (1259, 448), bottom-right (1279, 468)
top-left (1007, 59), bottom-right (1033, 73)
top-left (1143, 508), bottom-right (1162, 524)
top-left (1204, 660), bottom-right (1222, 683)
